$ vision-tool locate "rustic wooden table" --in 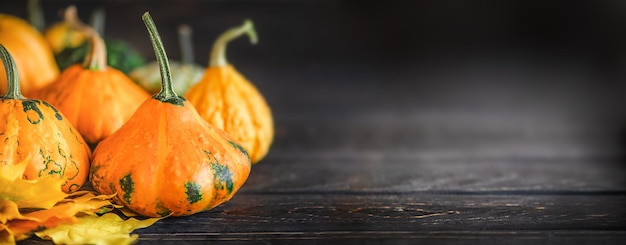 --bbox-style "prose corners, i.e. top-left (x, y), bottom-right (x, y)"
top-left (4, 0), bottom-right (626, 244)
